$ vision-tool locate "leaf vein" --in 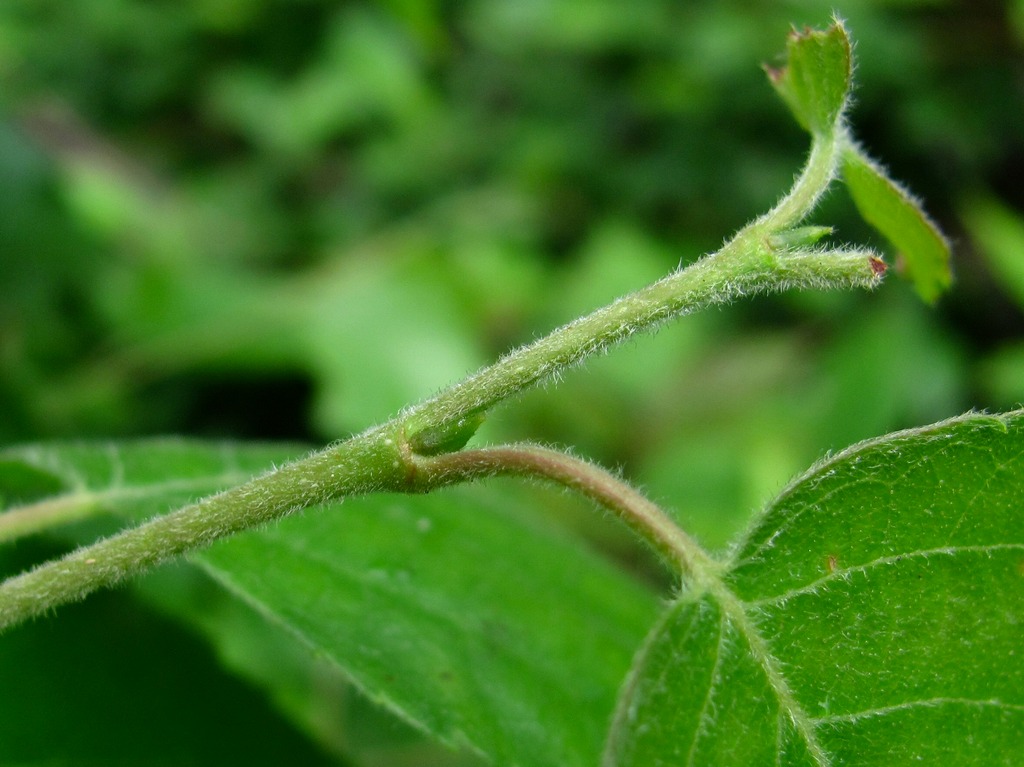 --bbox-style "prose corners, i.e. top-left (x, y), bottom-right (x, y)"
top-left (710, 583), bottom-right (832, 766)
top-left (733, 474), bottom-right (894, 569)
top-left (685, 610), bottom-right (726, 767)
top-left (811, 697), bottom-right (1024, 725)
top-left (743, 543), bottom-right (1024, 608)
